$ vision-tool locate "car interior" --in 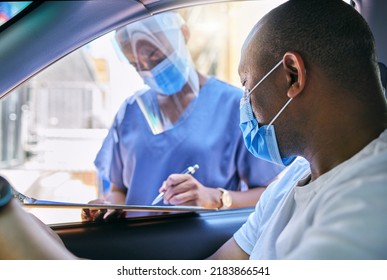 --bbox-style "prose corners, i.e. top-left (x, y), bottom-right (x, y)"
top-left (0, 0), bottom-right (386, 260)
